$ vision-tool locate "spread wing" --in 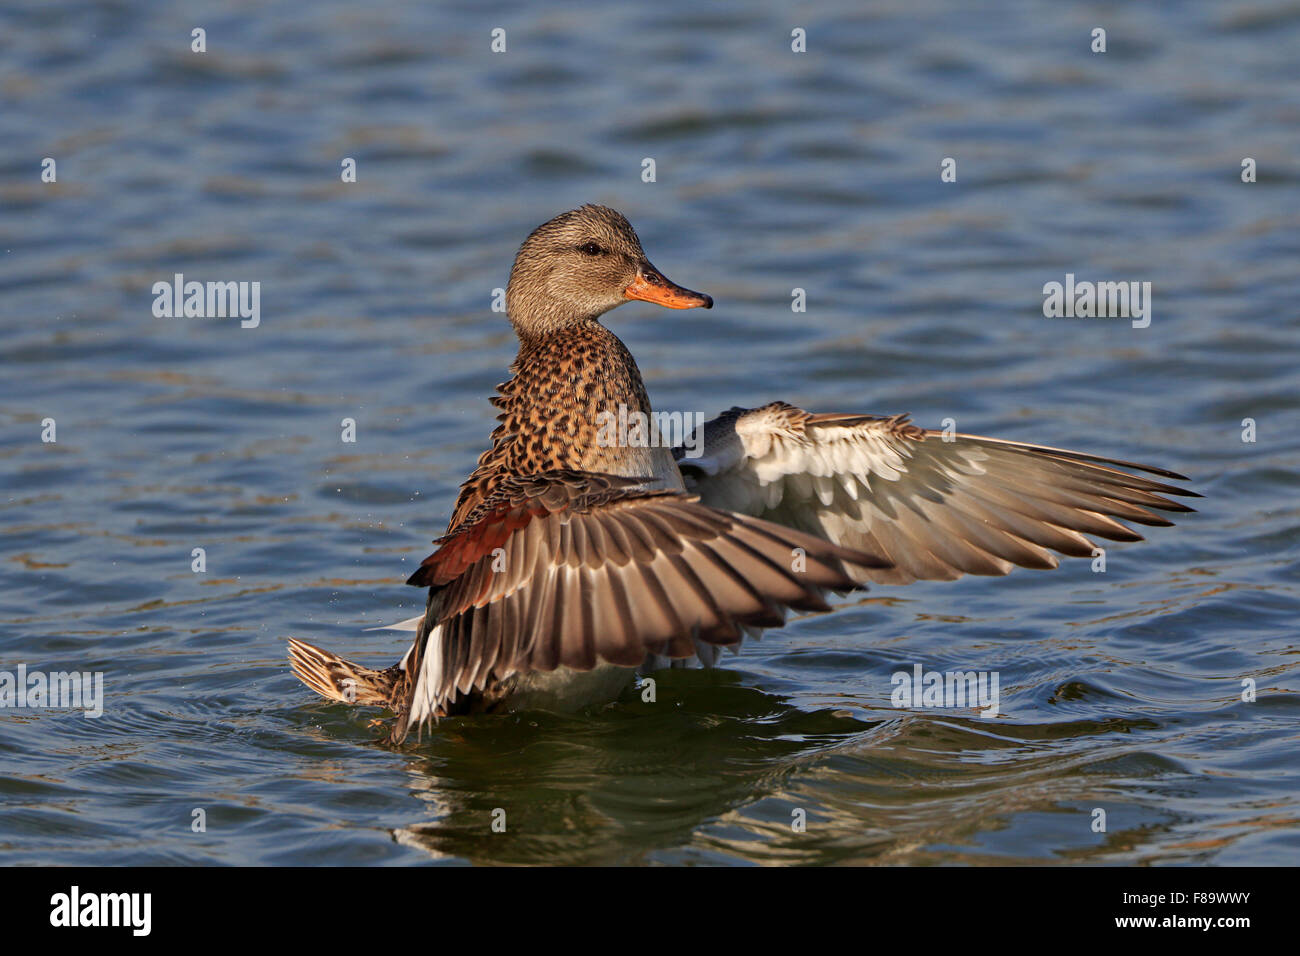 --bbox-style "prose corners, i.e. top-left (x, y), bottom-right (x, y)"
top-left (399, 470), bottom-right (891, 730)
top-left (675, 402), bottom-right (1199, 586)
